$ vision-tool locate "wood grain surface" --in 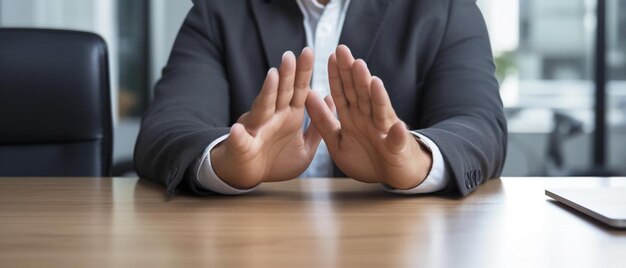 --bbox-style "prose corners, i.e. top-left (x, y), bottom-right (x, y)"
top-left (1, 177), bottom-right (625, 268)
